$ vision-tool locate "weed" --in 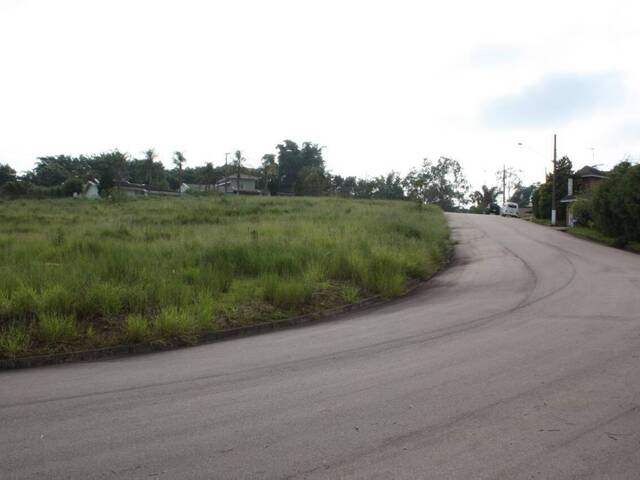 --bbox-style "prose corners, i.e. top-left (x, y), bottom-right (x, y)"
top-left (124, 314), bottom-right (150, 343)
top-left (38, 314), bottom-right (78, 343)
top-left (0, 324), bottom-right (31, 357)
